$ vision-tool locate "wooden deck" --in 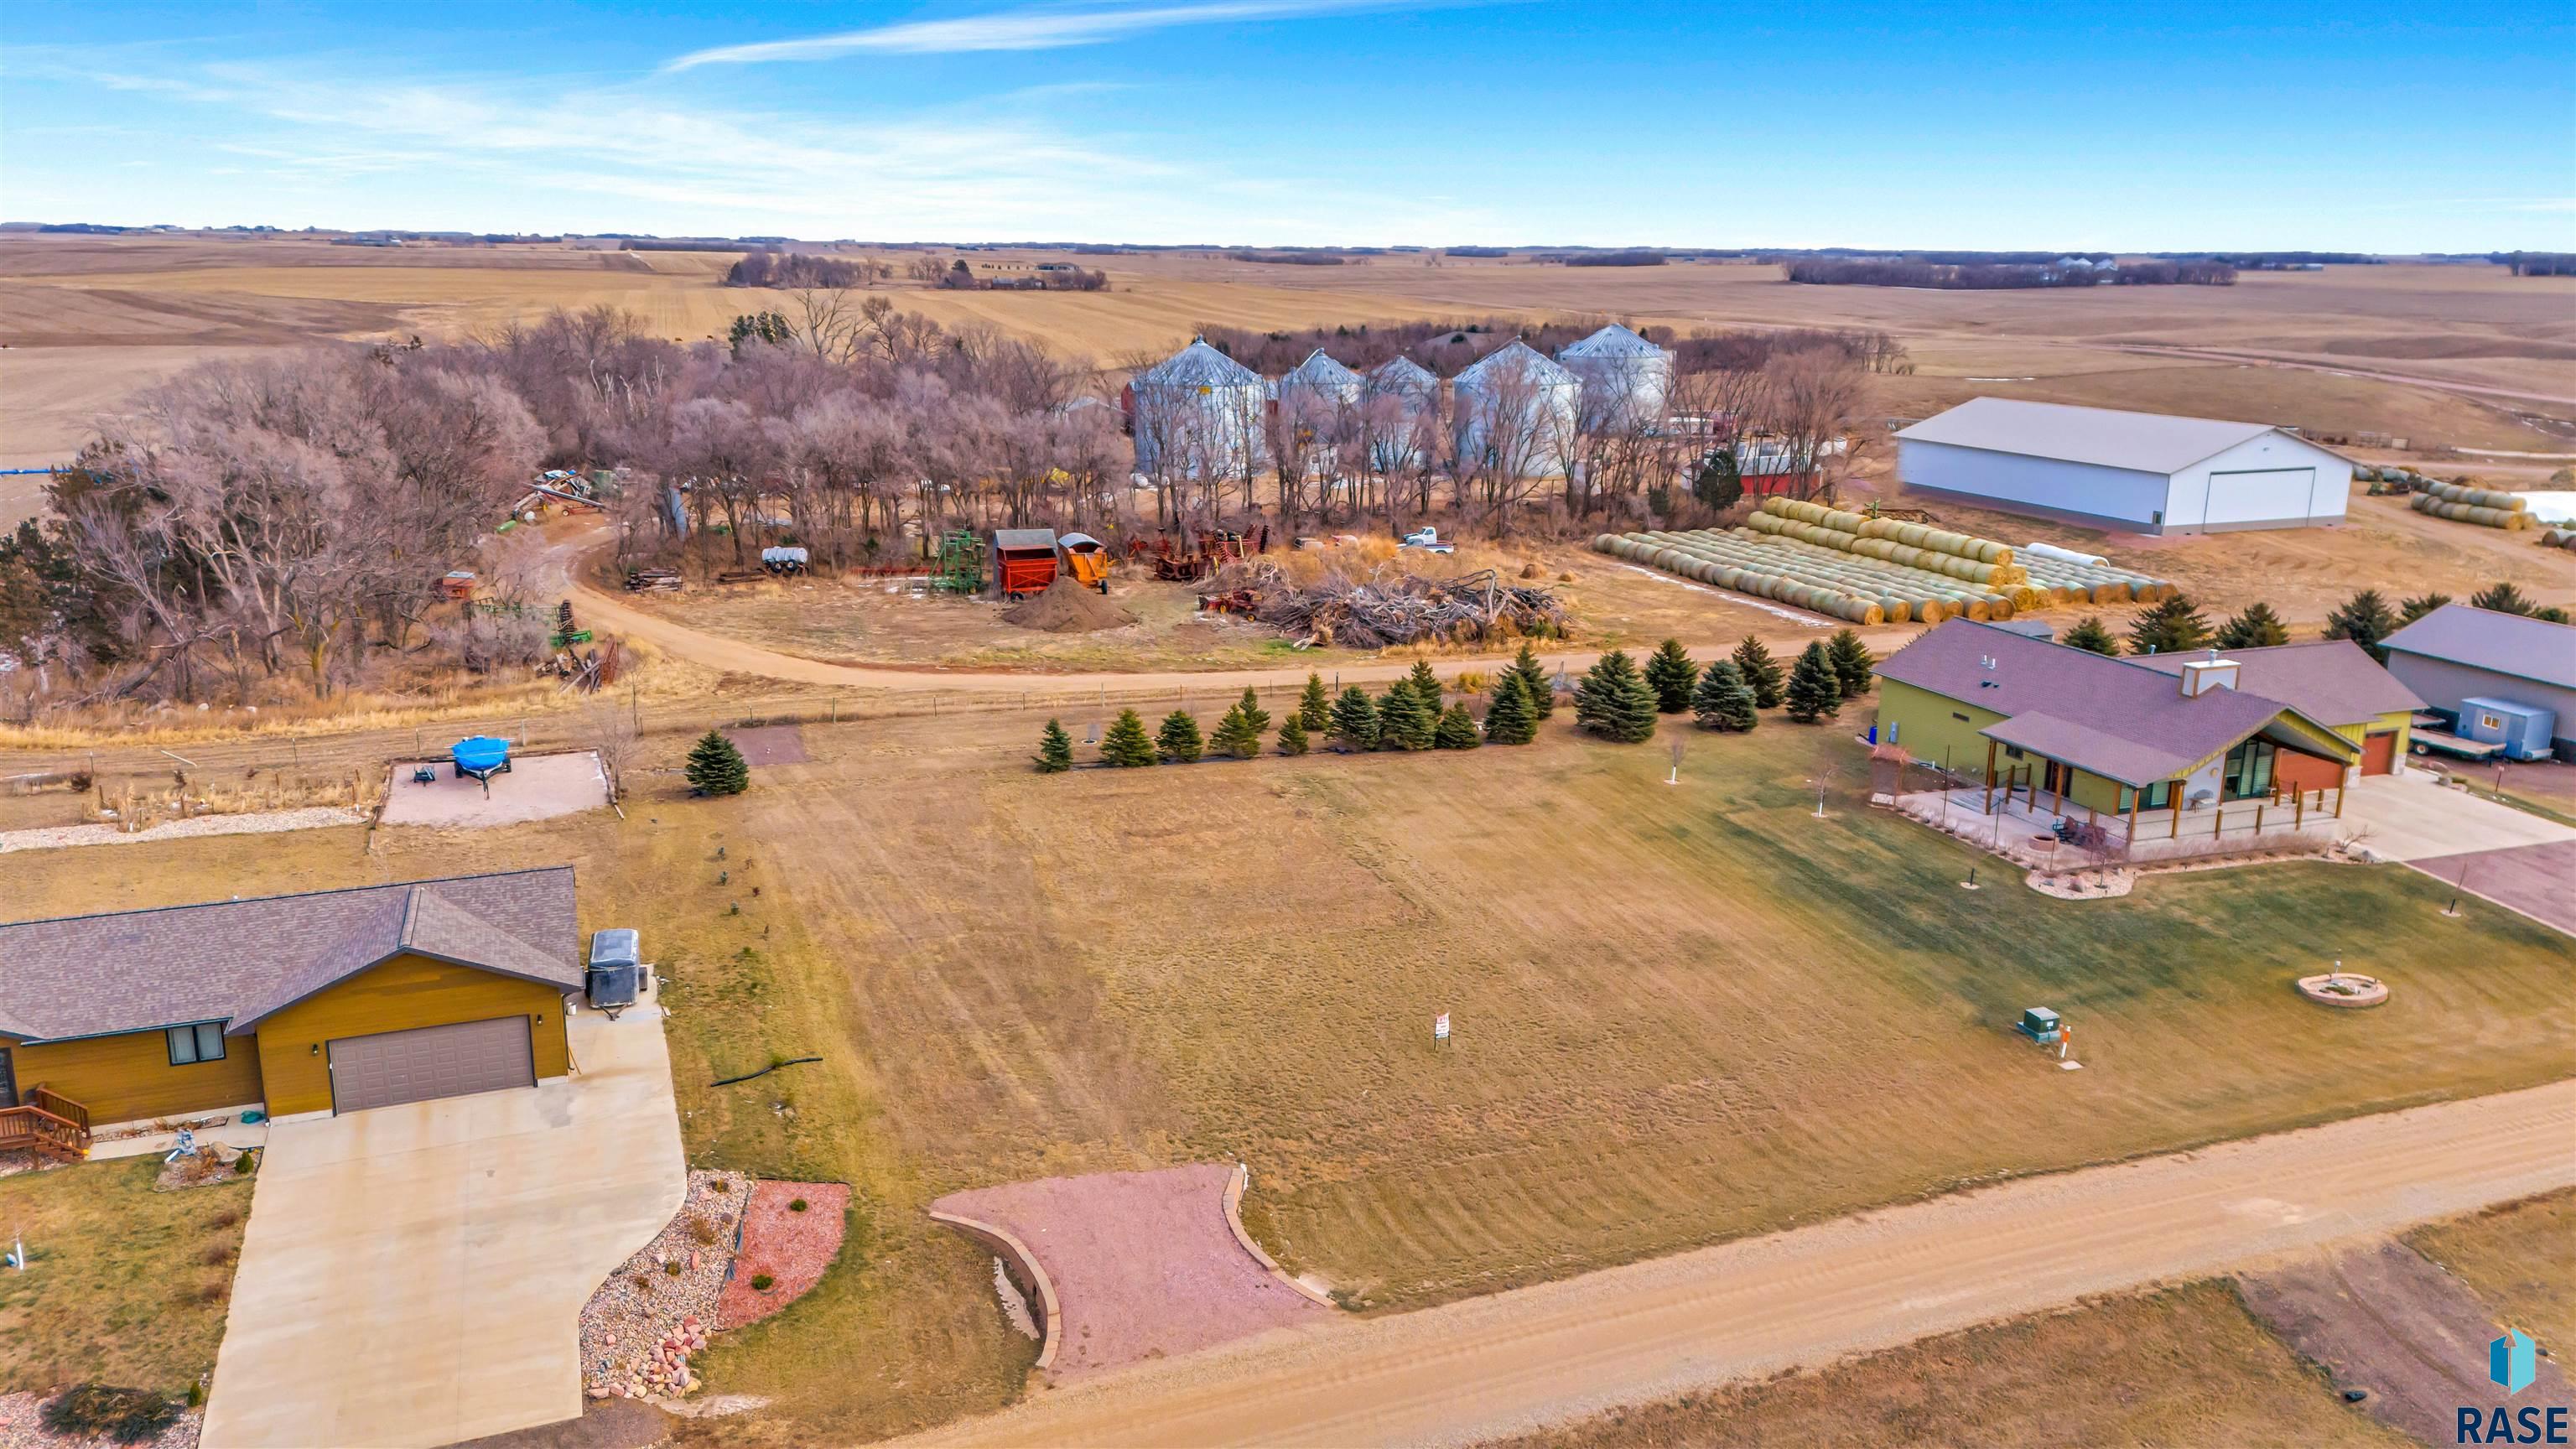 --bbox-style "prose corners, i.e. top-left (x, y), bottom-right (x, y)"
top-left (0, 1086), bottom-right (91, 1161)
